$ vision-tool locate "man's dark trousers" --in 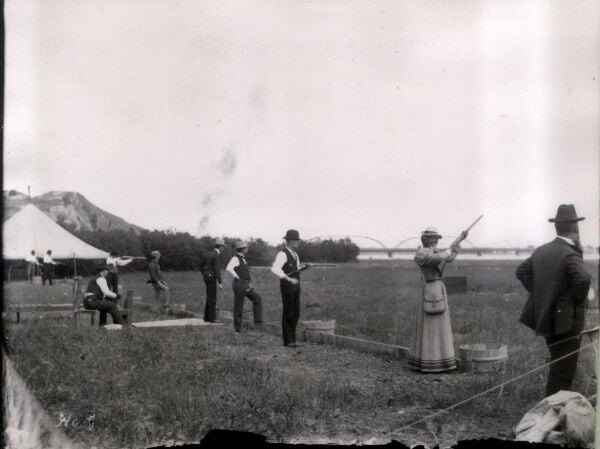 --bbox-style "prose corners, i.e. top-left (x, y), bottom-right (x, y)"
top-left (233, 279), bottom-right (263, 332)
top-left (204, 279), bottom-right (218, 322)
top-left (280, 281), bottom-right (300, 345)
top-left (42, 264), bottom-right (54, 285)
top-left (83, 298), bottom-right (124, 326)
top-left (545, 332), bottom-right (581, 396)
